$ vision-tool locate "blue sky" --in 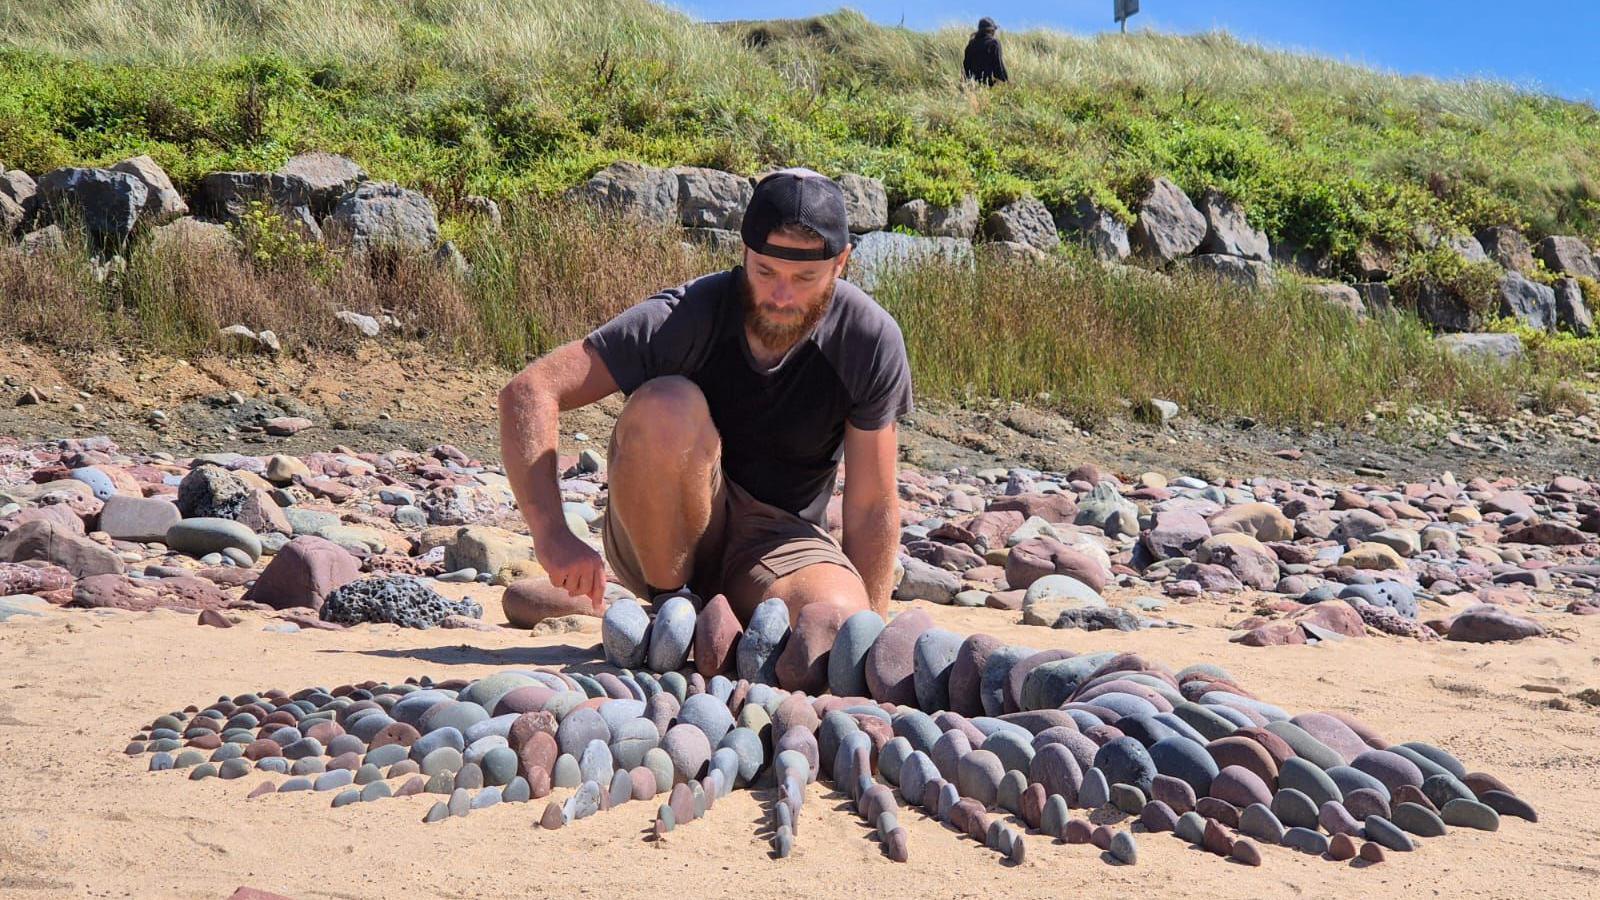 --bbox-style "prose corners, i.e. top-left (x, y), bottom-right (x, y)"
top-left (669, 1), bottom-right (1600, 102)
